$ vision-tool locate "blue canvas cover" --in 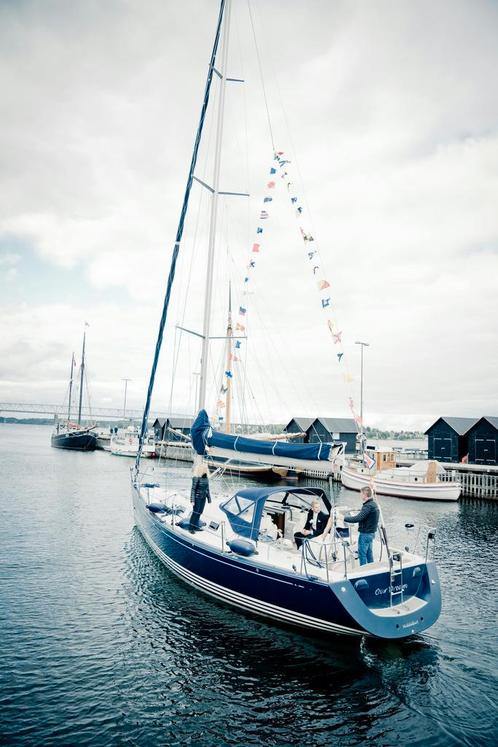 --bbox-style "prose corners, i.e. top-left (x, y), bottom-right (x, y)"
top-left (191, 409), bottom-right (212, 455)
top-left (190, 410), bottom-right (333, 461)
